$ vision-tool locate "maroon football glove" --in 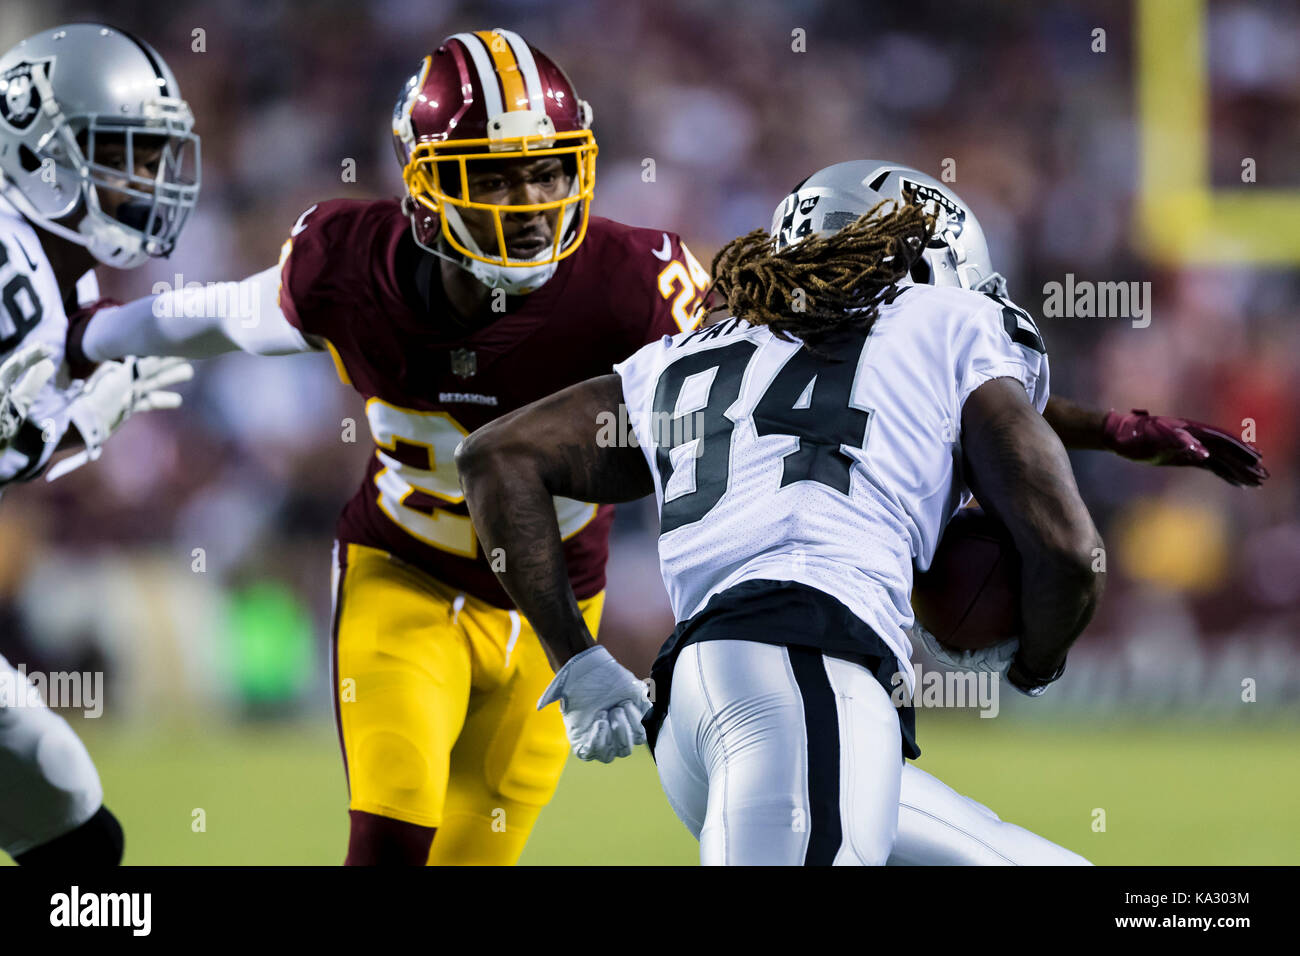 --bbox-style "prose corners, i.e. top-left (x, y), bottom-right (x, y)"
top-left (1102, 408), bottom-right (1269, 487)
